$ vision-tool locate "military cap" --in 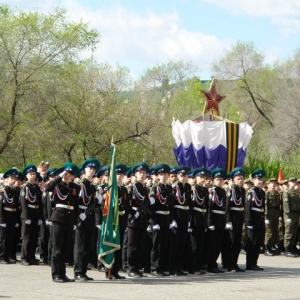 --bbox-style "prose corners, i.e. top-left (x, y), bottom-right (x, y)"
top-left (63, 162), bottom-right (80, 177)
top-left (100, 165), bottom-right (110, 176)
top-left (268, 178), bottom-right (277, 183)
top-left (16, 171), bottom-right (24, 181)
top-left (244, 178), bottom-right (252, 184)
top-left (126, 167), bottom-right (133, 177)
top-left (23, 164), bottom-right (37, 176)
top-left (149, 166), bottom-right (156, 175)
top-left (212, 168), bottom-right (227, 179)
top-left (251, 169), bottom-right (266, 178)
top-left (175, 166), bottom-right (190, 176)
top-left (154, 164), bottom-right (170, 175)
top-left (3, 168), bottom-right (19, 178)
top-left (82, 158), bottom-right (100, 170)
top-left (206, 169), bottom-right (212, 178)
top-left (280, 179), bottom-right (288, 185)
top-left (169, 165), bottom-right (178, 174)
top-left (132, 162), bottom-right (149, 174)
top-left (230, 167), bottom-right (245, 179)
top-left (43, 167), bottom-right (58, 182)
top-left (289, 177), bottom-right (297, 182)
top-left (297, 179), bottom-right (300, 183)
top-left (115, 163), bottom-right (127, 174)
top-left (36, 172), bottom-right (43, 182)
top-left (192, 167), bottom-right (207, 177)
